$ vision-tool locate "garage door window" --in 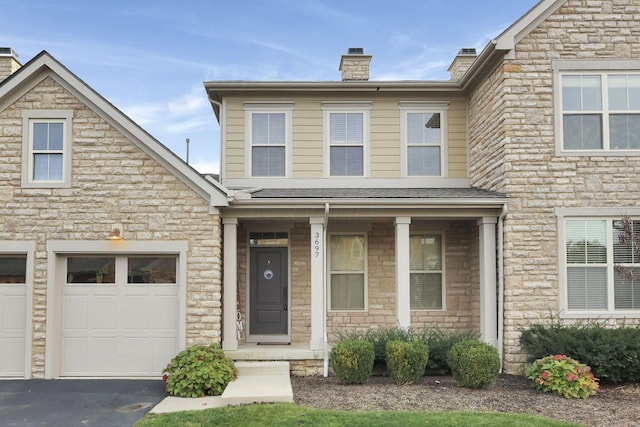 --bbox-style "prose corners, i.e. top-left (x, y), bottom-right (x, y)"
top-left (66, 257), bottom-right (115, 284)
top-left (128, 257), bottom-right (177, 283)
top-left (0, 256), bottom-right (26, 284)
